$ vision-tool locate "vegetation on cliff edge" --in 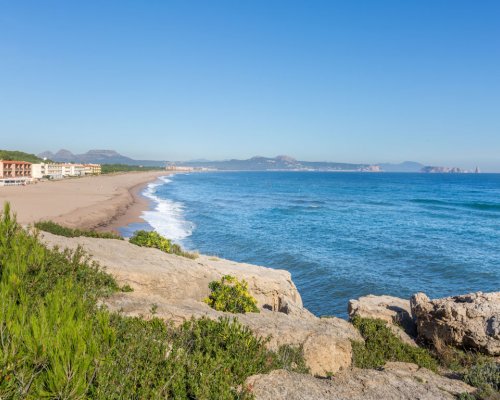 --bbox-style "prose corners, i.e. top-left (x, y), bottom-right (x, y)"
top-left (351, 316), bottom-right (438, 372)
top-left (352, 317), bottom-right (499, 399)
top-left (35, 220), bottom-right (123, 240)
top-left (129, 229), bottom-right (198, 259)
top-left (204, 275), bottom-right (260, 314)
top-left (0, 203), bottom-right (305, 399)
